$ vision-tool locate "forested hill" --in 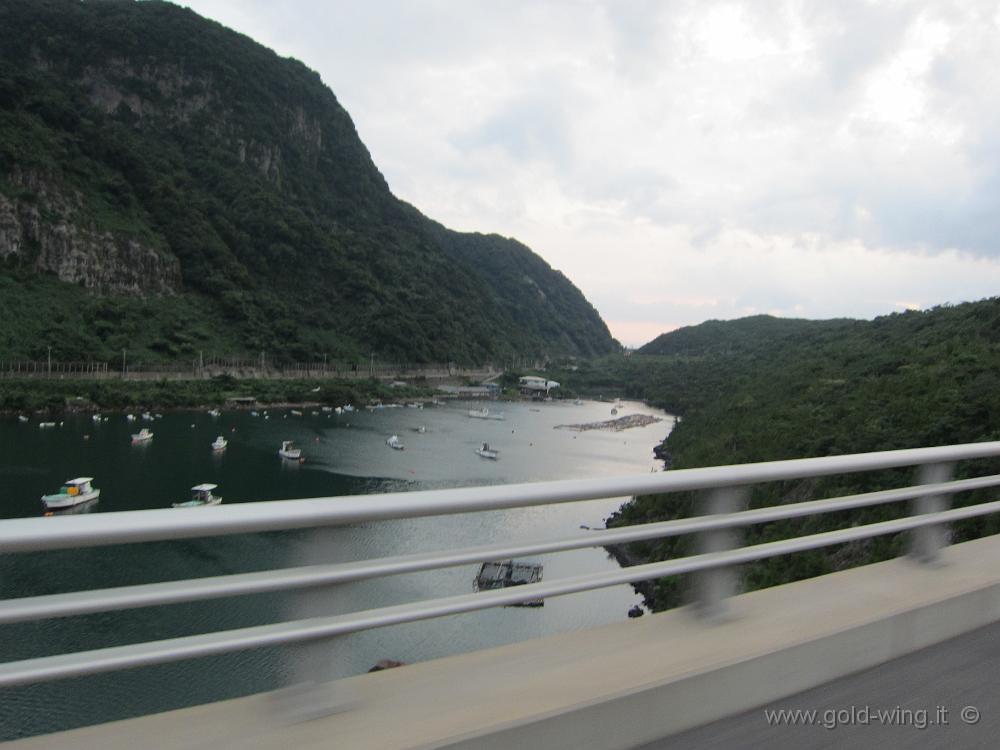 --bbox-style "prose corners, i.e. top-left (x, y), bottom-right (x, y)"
top-left (624, 300), bottom-right (1000, 466)
top-left (583, 299), bottom-right (1000, 610)
top-left (0, 0), bottom-right (616, 364)
top-left (638, 314), bottom-right (857, 358)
